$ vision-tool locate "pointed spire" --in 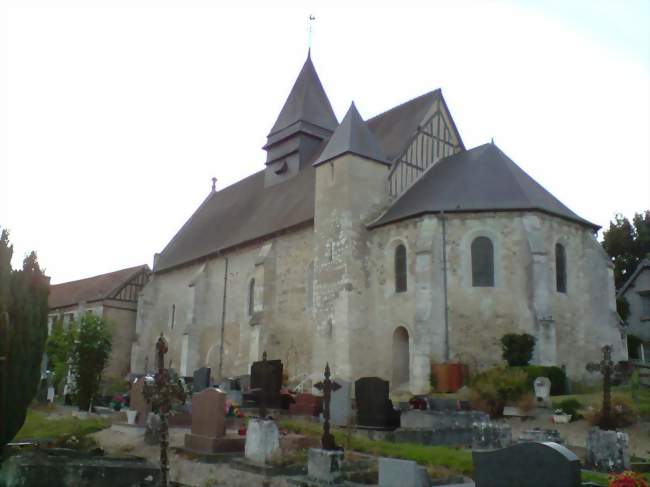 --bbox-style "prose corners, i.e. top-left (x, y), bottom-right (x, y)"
top-left (267, 53), bottom-right (338, 138)
top-left (313, 102), bottom-right (389, 167)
